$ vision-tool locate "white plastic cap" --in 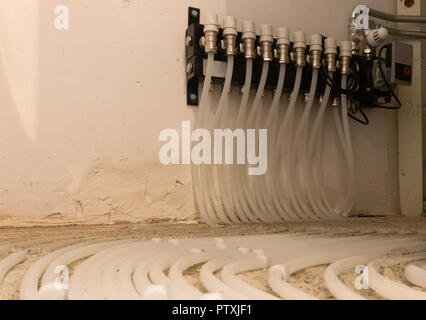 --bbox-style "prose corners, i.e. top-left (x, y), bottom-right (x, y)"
top-left (293, 31), bottom-right (307, 49)
top-left (310, 33), bottom-right (323, 52)
top-left (223, 16), bottom-right (238, 36)
top-left (242, 20), bottom-right (256, 40)
top-left (260, 24), bottom-right (273, 43)
top-left (277, 27), bottom-right (290, 45)
top-left (324, 37), bottom-right (337, 54)
top-left (340, 40), bottom-right (352, 57)
top-left (204, 12), bottom-right (219, 33)
top-left (367, 27), bottom-right (389, 47)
